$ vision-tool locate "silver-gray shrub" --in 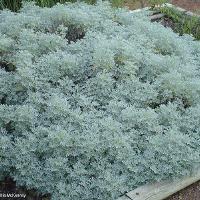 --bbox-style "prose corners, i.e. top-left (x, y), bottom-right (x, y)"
top-left (0, 2), bottom-right (200, 199)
